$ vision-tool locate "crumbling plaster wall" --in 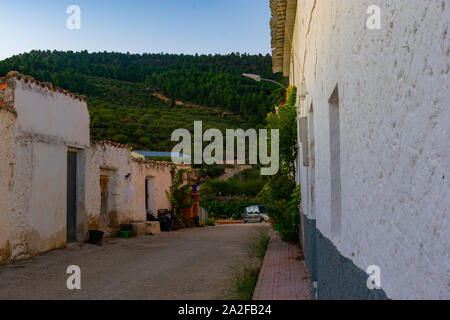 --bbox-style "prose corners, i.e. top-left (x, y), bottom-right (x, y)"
top-left (0, 85), bottom-right (15, 264)
top-left (131, 160), bottom-right (176, 221)
top-left (0, 73), bottom-right (189, 264)
top-left (85, 144), bottom-right (186, 228)
top-left (85, 142), bottom-right (135, 233)
top-left (291, 0), bottom-right (449, 299)
top-left (1, 76), bottom-right (90, 262)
